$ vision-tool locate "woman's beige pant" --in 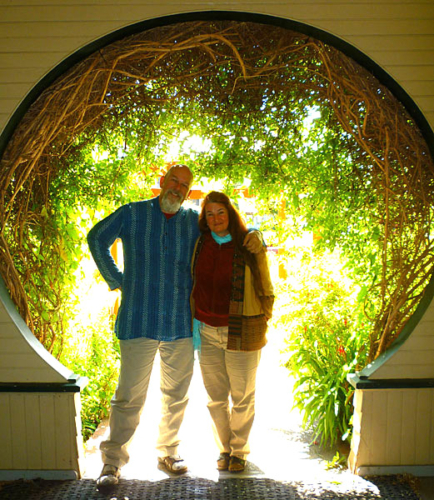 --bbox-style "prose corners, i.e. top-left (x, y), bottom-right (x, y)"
top-left (101, 337), bottom-right (194, 468)
top-left (199, 324), bottom-right (261, 460)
